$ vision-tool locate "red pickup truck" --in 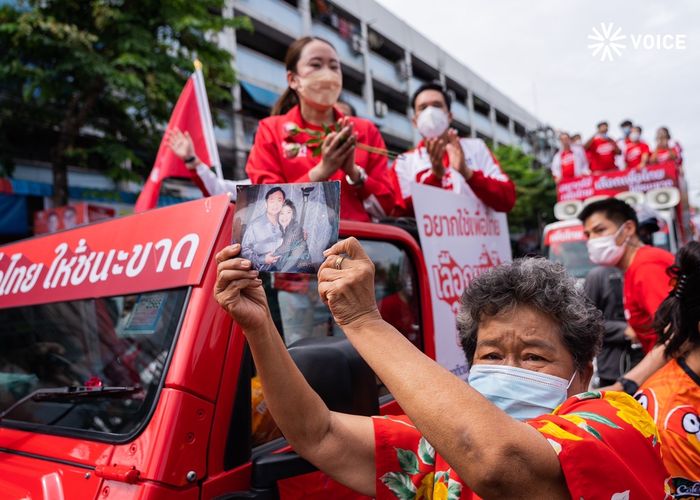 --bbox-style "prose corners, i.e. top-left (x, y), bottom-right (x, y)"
top-left (0, 194), bottom-right (435, 499)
